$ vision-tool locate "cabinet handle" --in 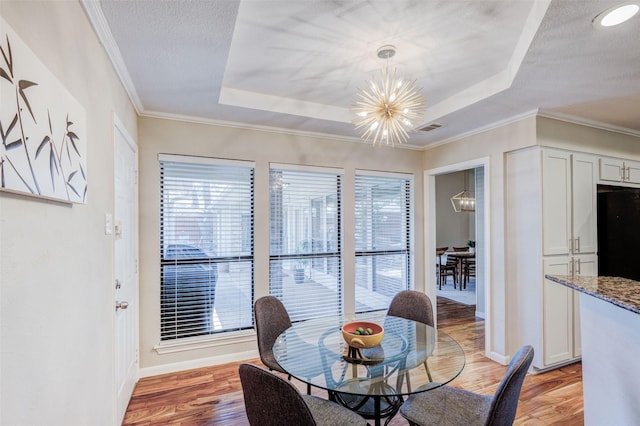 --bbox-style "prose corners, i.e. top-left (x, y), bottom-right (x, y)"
top-left (576, 258), bottom-right (581, 275)
top-left (575, 237), bottom-right (580, 253)
top-left (570, 258), bottom-right (574, 276)
top-left (626, 166), bottom-right (631, 181)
